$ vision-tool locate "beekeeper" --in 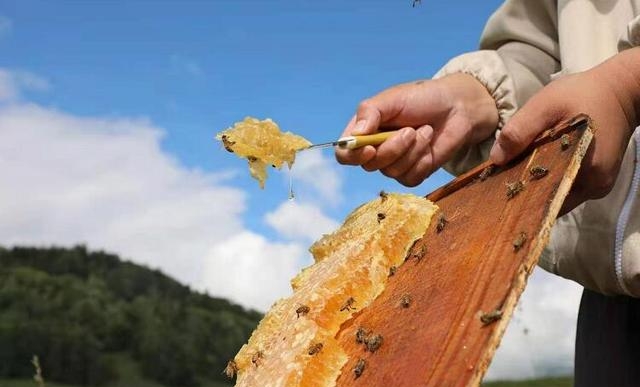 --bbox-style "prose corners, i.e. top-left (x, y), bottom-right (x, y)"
top-left (336, 2), bottom-right (640, 385)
